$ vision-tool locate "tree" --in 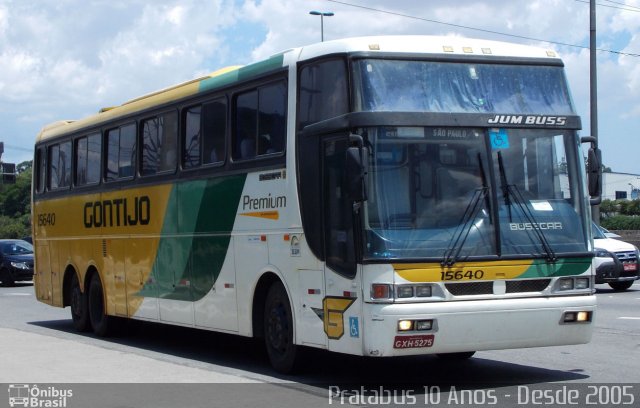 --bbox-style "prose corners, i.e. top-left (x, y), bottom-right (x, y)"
top-left (0, 161), bottom-right (32, 238)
